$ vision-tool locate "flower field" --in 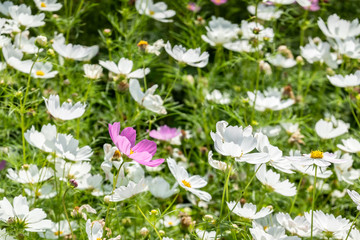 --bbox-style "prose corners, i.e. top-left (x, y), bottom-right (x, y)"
top-left (1, 0), bottom-right (360, 239)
